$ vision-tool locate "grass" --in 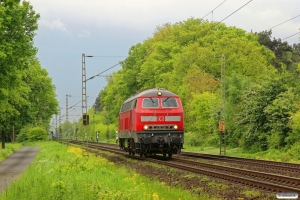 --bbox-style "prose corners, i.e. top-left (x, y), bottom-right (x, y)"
top-left (0, 143), bottom-right (22, 161)
top-left (0, 141), bottom-right (210, 200)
